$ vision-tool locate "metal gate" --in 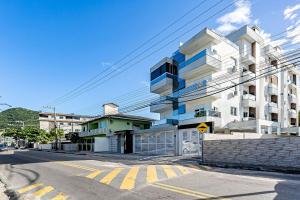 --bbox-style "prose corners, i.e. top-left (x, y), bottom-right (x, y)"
top-left (180, 129), bottom-right (202, 157)
top-left (134, 130), bottom-right (175, 155)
